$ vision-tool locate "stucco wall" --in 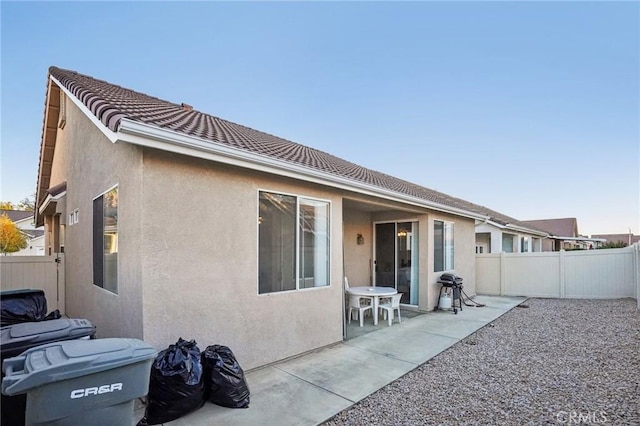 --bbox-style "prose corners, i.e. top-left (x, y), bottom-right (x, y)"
top-left (427, 212), bottom-right (477, 310)
top-left (140, 150), bottom-right (344, 370)
top-left (49, 96), bottom-right (144, 339)
top-left (343, 209), bottom-right (373, 286)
